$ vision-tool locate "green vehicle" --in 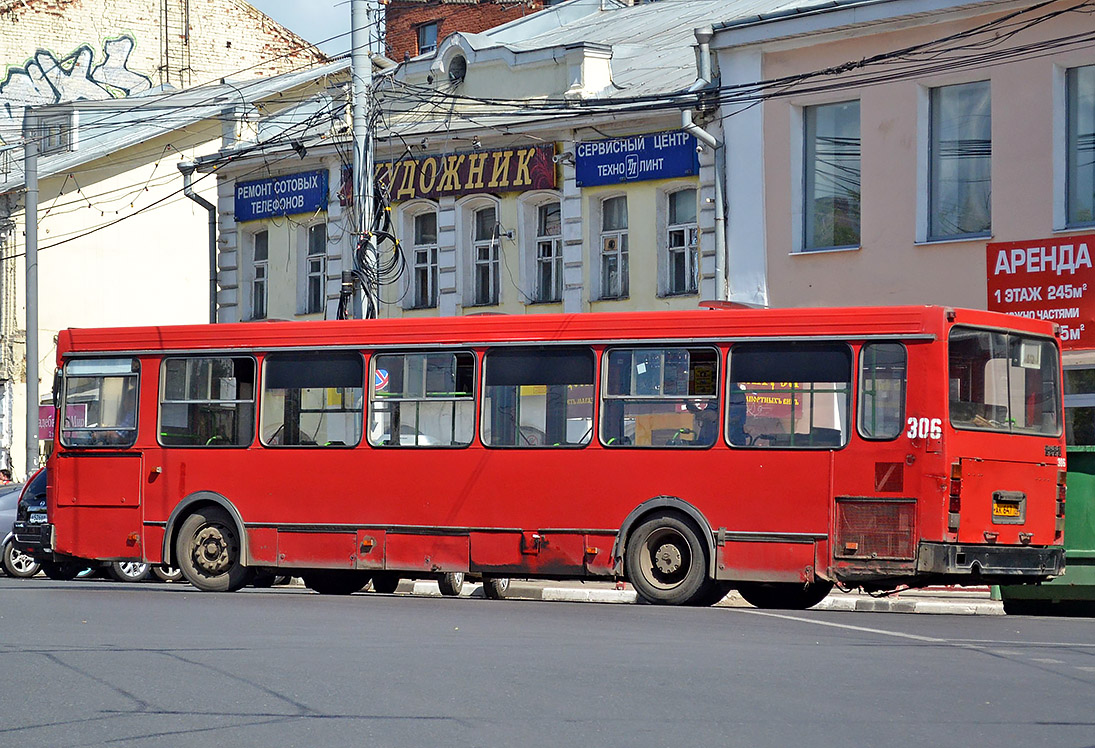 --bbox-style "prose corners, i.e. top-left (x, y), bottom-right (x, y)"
top-left (1000, 368), bottom-right (1095, 615)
